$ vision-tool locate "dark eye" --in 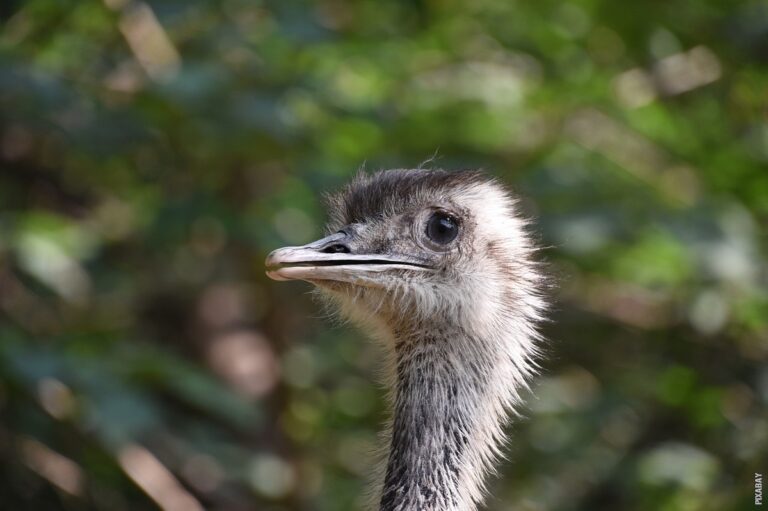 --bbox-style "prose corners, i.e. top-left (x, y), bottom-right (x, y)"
top-left (425, 212), bottom-right (459, 245)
